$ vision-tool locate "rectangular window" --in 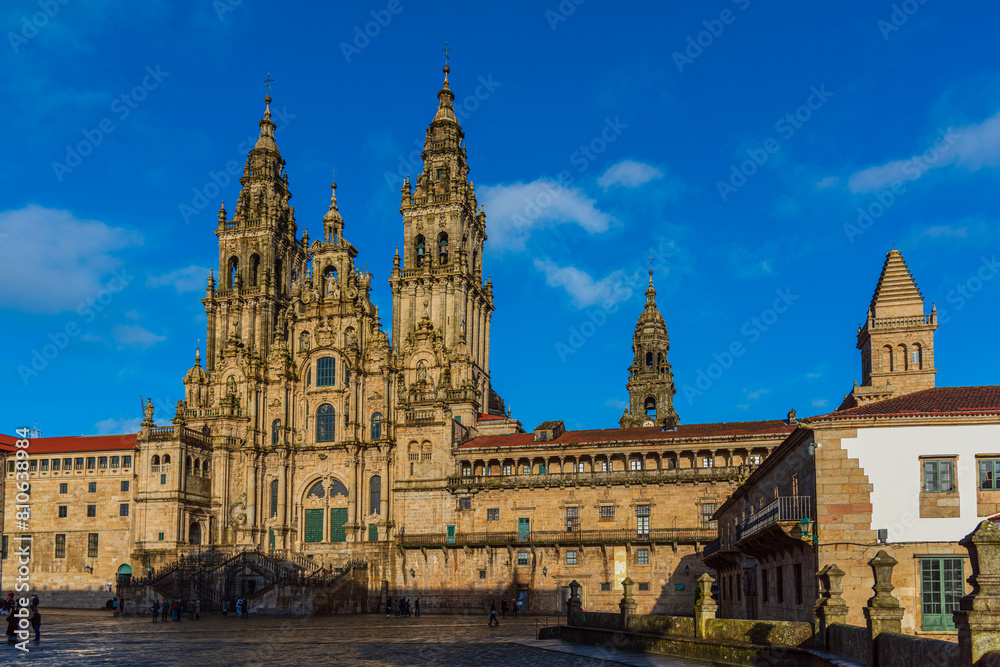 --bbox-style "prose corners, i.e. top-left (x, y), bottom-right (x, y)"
top-left (601, 583), bottom-right (611, 592)
top-left (111, 456), bottom-right (120, 468)
top-left (86, 457), bottom-right (96, 470)
top-left (600, 505), bottom-right (615, 519)
top-left (566, 550), bottom-right (577, 565)
top-left (794, 563), bottom-right (803, 605)
top-left (479, 570), bottom-right (486, 580)
top-left (98, 456), bottom-right (108, 469)
top-left (487, 508), bottom-right (499, 521)
top-left (638, 582), bottom-right (650, 592)
top-left (28, 459), bottom-right (37, 472)
top-left (911, 350), bottom-right (921, 365)
top-left (702, 502), bottom-right (717, 529)
top-left (776, 566), bottom-right (784, 603)
top-left (566, 506), bottom-right (579, 532)
top-left (538, 464), bottom-right (546, 474)
top-left (89, 482), bottom-right (97, 493)
top-left (924, 459), bottom-right (955, 493)
top-left (88, 533), bottom-right (99, 558)
top-left (316, 357), bottom-right (336, 386)
top-left (637, 548), bottom-right (649, 565)
top-left (667, 458), bottom-right (676, 469)
top-left (158, 532), bottom-right (165, 541)
top-left (52, 459), bottom-right (60, 471)
top-left (1, 535), bottom-right (6, 560)
top-left (702, 456), bottom-right (715, 468)
top-left (501, 464), bottom-right (512, 476)
top-left (459, 498), bottom-right (471, 510)
top-left (123, 456), bottom-right (132, 468)
top-left (6, 461), bottom-right (13, 473)
top-left (64, 458), bottom-right (72, 471)
top-left (517, 550), bottom-right (529, 566)
top-left (74, 457), bottom-right (84, 470)
top-left (921, 557), bottom-right (963, 631)
top-left (749, 455), bottom-right (762, 465)
top-left (521, 465), bottom-right (530, 475)
top-left (121, 480), bottom-right (129, 492)
top-left (58, 505), bottom-right (67, 518)
top-left (40, 459), bottom-right (49, 472)
top-left (601, 460), bottom-right (609, 472)
top-left (630, 459), bottom-right (642, 471)
top-left (980, 459), bottom-right (1000, 490)
top-left (762, 569), bottom-right (770, 603)
top-left (87, 505), bottom-right (96, 517)
top-left (461, 465), bottom-right (472, 476)
top-left (119, 503), bottom-right (130, 517)
top-left (55, 534), bottom-right (66, 559)
top-left (59, 483), bottom-right (67, 494)
top-left (160, 474), bottom-right (166, 485)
